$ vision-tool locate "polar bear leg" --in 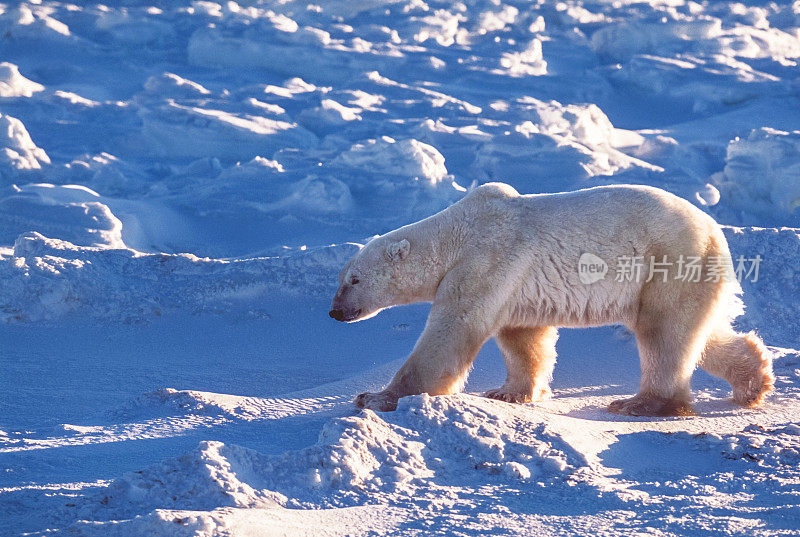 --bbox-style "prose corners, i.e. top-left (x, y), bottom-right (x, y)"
top-left (608, 317), bottom-right (701, 416)
top-left (609, 278), bottom-right (718, 417)
top-left (355, 307), bottom-right (490, 411)
top-left (485, 326), bottom-right (558, 404)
